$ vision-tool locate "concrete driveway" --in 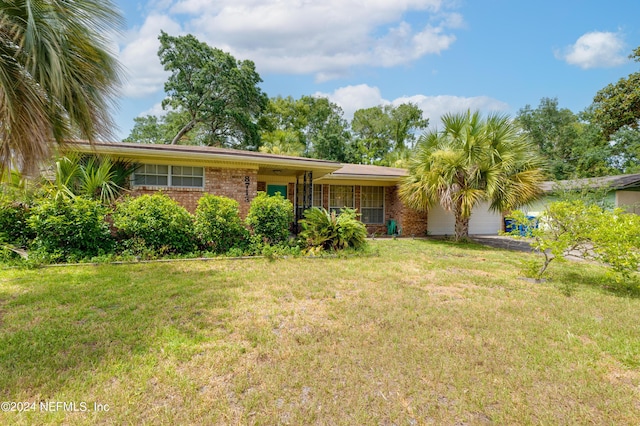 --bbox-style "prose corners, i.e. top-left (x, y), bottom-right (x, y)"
top-left (470, 235), bottom-right (534, 253)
